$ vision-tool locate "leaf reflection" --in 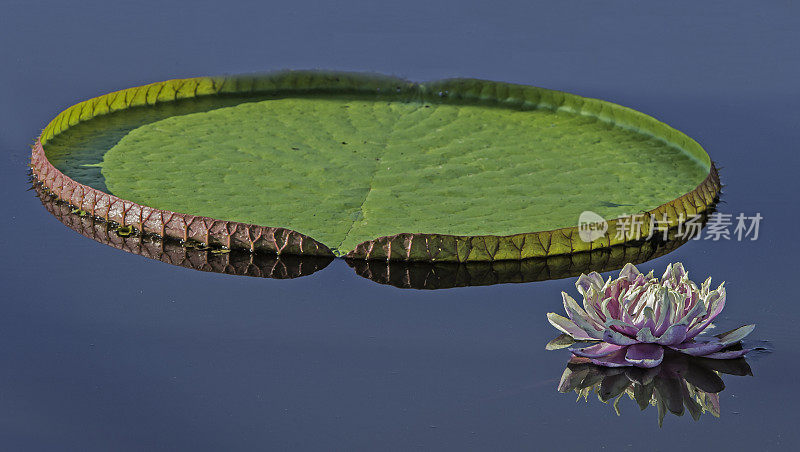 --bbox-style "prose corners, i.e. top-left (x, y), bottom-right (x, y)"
top-left (33, 182), bottom-right (333, 279)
